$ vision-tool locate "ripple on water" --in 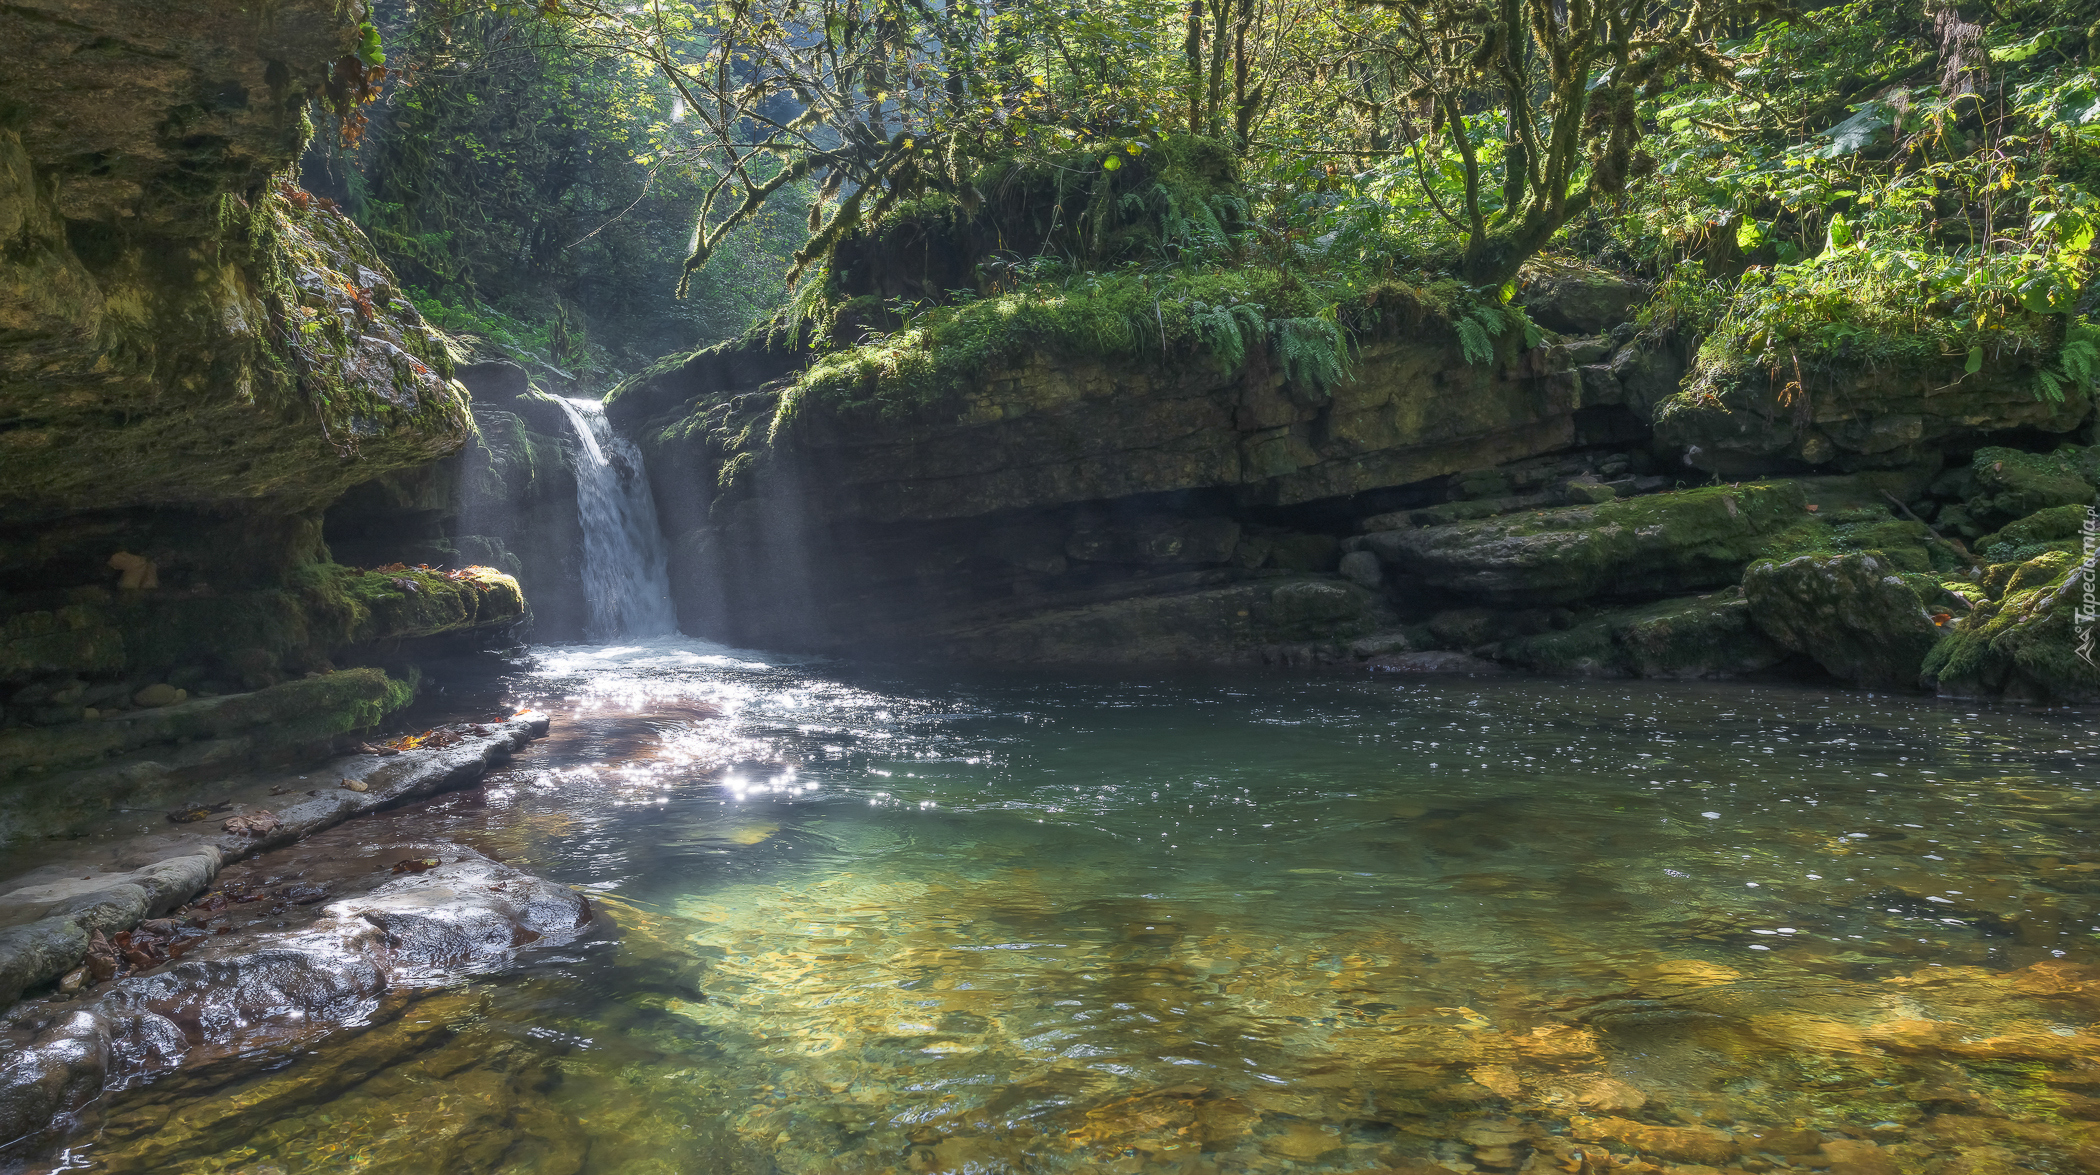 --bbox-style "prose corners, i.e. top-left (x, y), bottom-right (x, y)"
top-left (69, 637), bottom-right (2100, 1174)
